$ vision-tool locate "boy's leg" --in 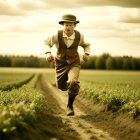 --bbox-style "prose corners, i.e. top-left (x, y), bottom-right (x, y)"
top-left (55, 65), bottom-right (68, 91)
top-left (67, 66), bottom-right (80, 116)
